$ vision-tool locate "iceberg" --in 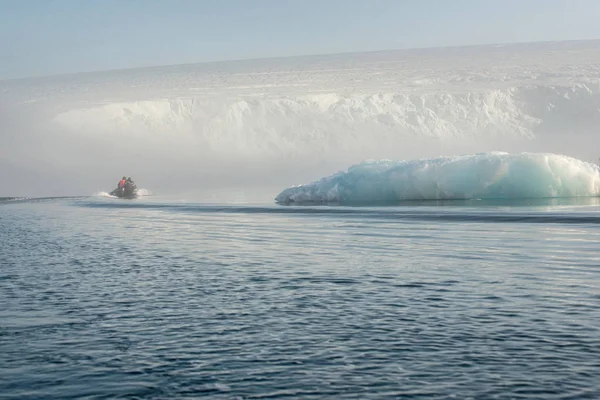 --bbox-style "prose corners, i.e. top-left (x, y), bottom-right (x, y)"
top-left (275, 152), bottom-right (600, 205)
